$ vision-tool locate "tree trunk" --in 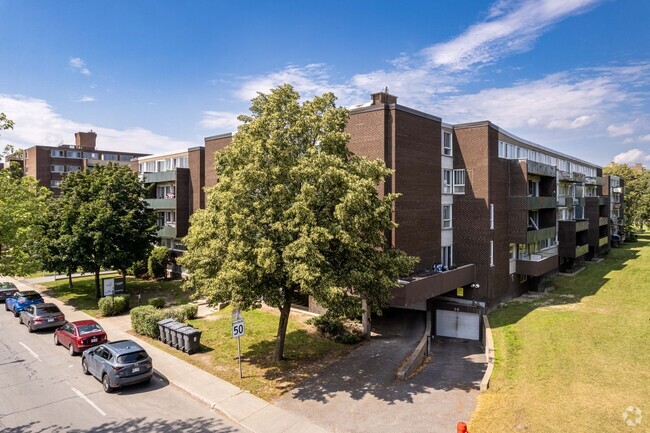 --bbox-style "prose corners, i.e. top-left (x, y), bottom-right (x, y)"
top-left (362, 298), bottom-right (371, 340)
top-left (68, 272), bottom-right (73, 288)
top-left (95, 268), bottom-right (101, 299)
top-left (273, 286), bottom-right (295, 362)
